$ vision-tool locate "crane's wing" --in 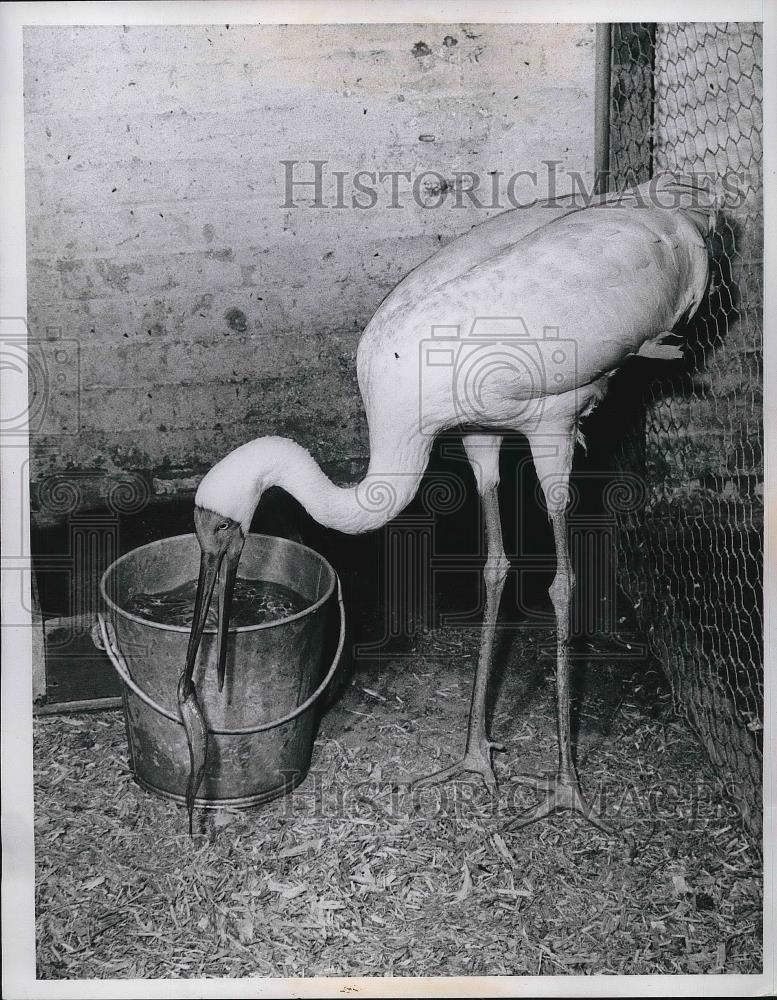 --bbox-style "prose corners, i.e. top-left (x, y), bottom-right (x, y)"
top-left (401, 203), bottom-right (710, 399)
top-left (357, 174), bottom-right (714, 431)
top-left (372, 171), bottom-right (715, 334)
